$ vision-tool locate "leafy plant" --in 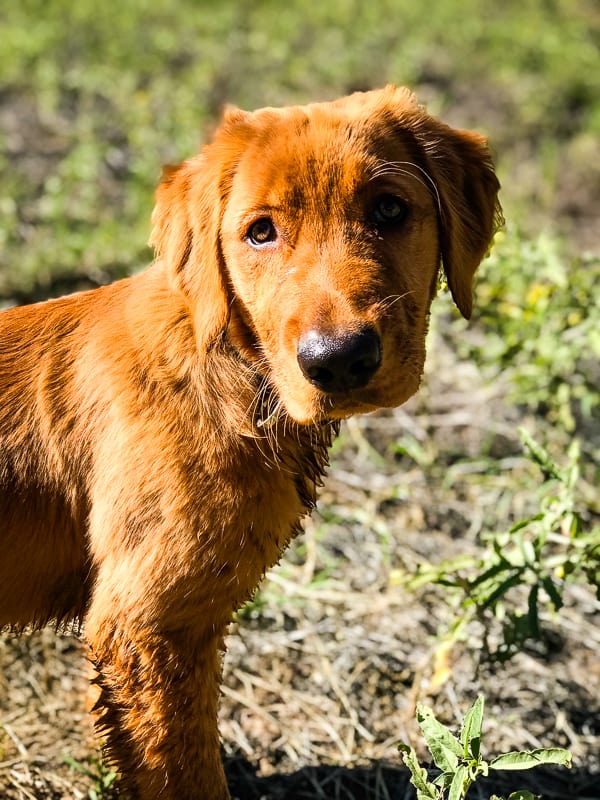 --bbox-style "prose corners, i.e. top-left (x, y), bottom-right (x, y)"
top-left (465, 236), bottom-right (600, 434)
top-left (63, 754), bottom-right (118, 800)
top-left (399, 696), bottom-right (571, 800)
top-left (396, 429), bottom-right (600, 660)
